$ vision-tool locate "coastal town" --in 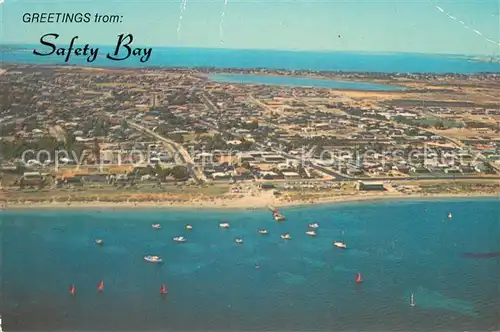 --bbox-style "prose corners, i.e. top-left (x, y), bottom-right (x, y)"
top-left (1, 64), bottom-right (499, 208)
